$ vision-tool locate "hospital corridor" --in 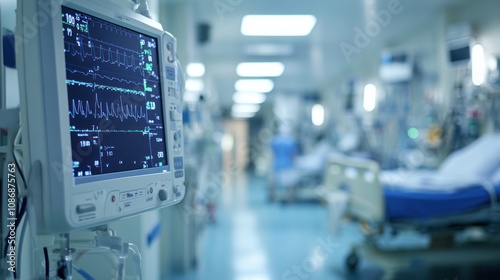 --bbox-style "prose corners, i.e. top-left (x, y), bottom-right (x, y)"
top-left (2, 0), bottom-right (500, 279)
top-left (167, 172), bottom-right (500, 280)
